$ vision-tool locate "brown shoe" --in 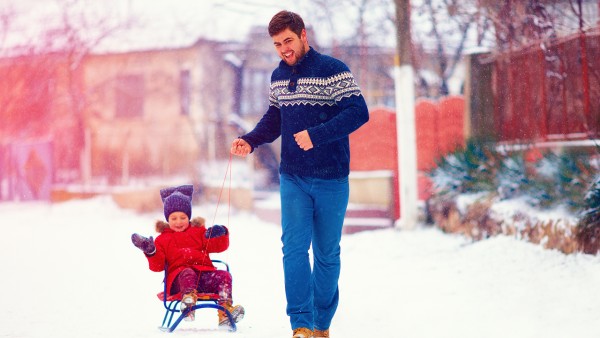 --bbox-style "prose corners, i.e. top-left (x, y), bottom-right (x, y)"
top-left (218, 301), bottom-right (245, 329)
top-left (292, 327), bottom-right (314, 338)
top-left (179, 291), bottom-right (198, 321)
top-left (314, 328), bottom-right (329, 337)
